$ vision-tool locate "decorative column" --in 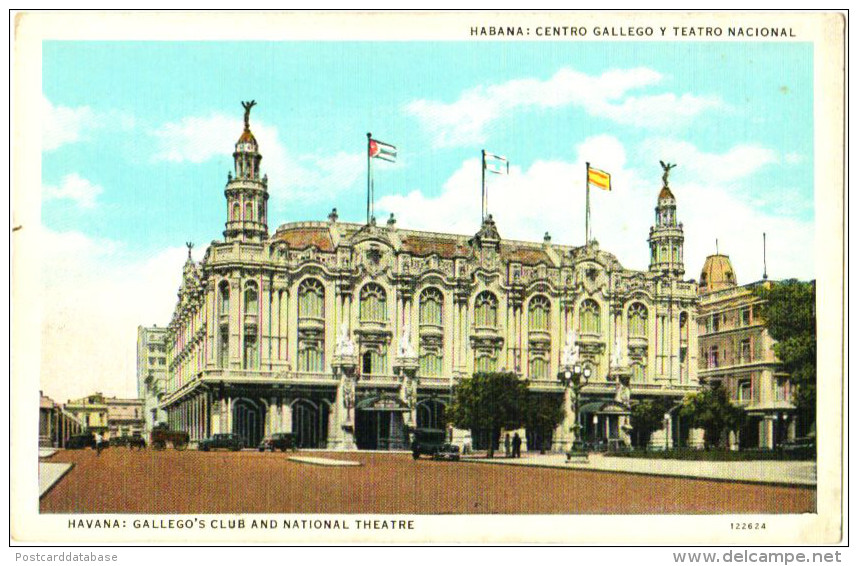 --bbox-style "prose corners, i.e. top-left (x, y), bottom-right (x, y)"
top-left (329, 322), bottom-right (358, 450)
top-left (393, 323), bottom-right (420, 430)
top-left (280, 398), bottom-right (292, 434)
top-left (609, 336), bottom-right (633, 449)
